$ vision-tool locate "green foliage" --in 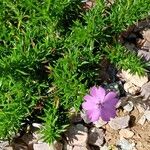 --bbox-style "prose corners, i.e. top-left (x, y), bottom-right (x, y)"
top-left (108, 0), bottom-right (150, 34)
top-left (41, 102), bottom-right (69, 144)
top-left (0, 0), bottom-right (64, 140)
top-left (0, 77), bottom-right (37, 139)
top-left (0, 0), bottom-right (150, 144)
top-left (104, 43), bottom-right (146, 75)
top-left (52, 51), bottom-right (86, 110)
